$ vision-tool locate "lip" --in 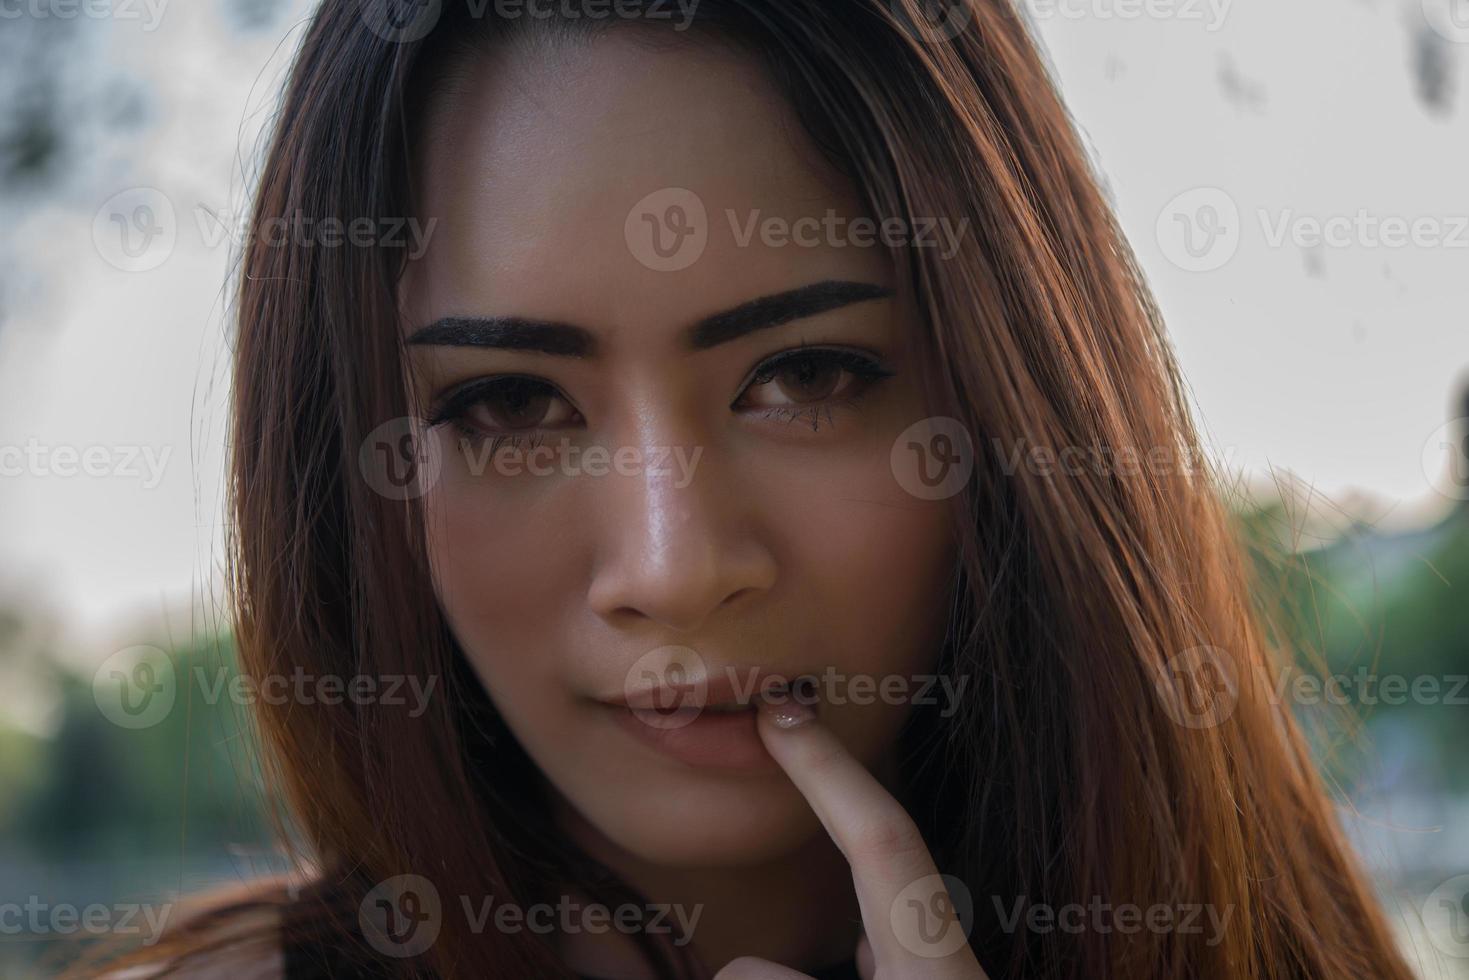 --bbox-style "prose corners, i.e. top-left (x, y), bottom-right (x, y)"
top-left (602, 665), bottom-right (786, 712)
top-left (603, 700), bottom-right (775, 769)
top-left (597, 665), bottom-right (796, 770)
